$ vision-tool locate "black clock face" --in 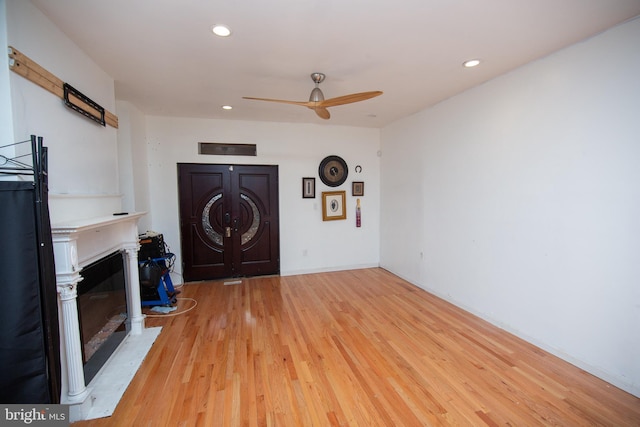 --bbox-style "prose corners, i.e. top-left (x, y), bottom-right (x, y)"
top-left (319, 155), bottom-right (348, 187)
